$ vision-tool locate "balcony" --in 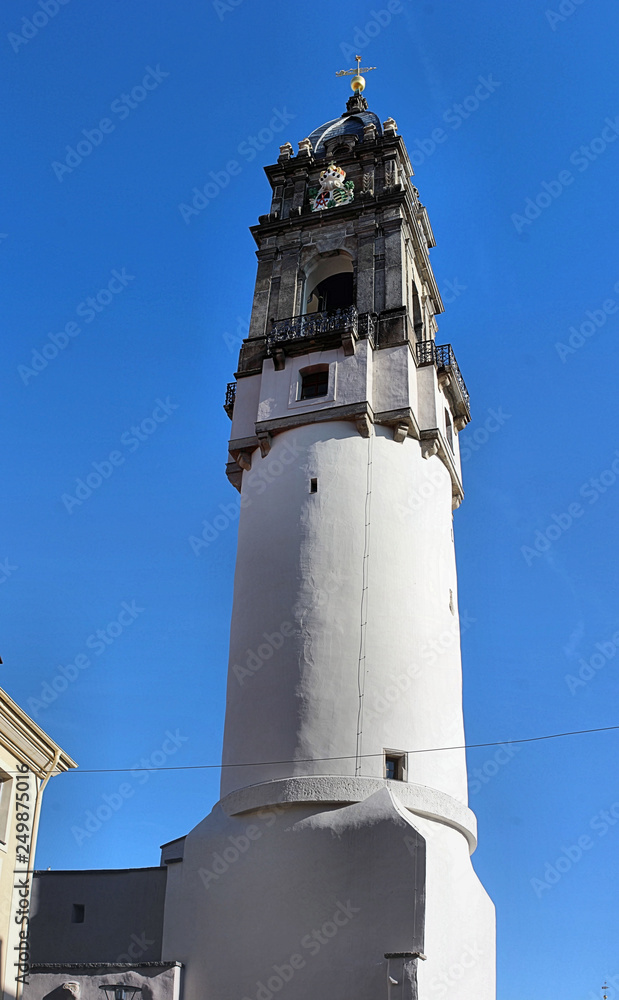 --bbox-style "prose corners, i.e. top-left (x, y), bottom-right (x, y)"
top-left (266, 306), bottom-right (375, 365)
top-left (417, 340), bottom-right (470, 422)
top-left (224, 381), bottom-right (236, 419)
